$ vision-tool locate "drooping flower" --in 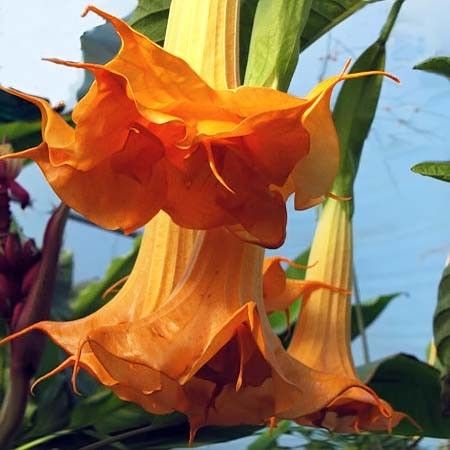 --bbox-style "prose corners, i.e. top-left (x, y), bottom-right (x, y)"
top-left (0, 7), bottom-right (398, 248)
top-left (280, 198), bottom-right (408, 431)
top-left (0, 2), bottom-right (405, 442)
